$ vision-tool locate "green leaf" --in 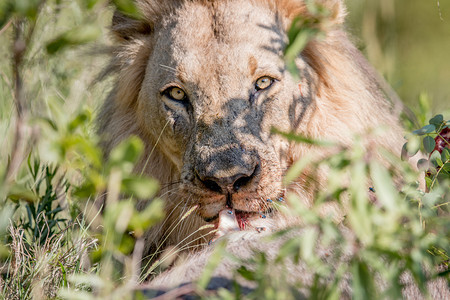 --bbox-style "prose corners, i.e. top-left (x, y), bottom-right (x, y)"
top-left (60, 262), bottom-right (68, 288)
top-left (217, 288), bottom-right (235, 300)
top-left (352, 261), bottom-right (376, 299)
top-left (402, 136), bottom-right (420, 160)
top-left (68, 111), bottom-right (91, 133)
top-left (272, 127), bottom-right (334, 147)
top-left (104, 201), bottom-right (134, 234)
top-left (0, 244), bottom-right (10, 259)
top-left (285, 27), bottom-right (316, 61)
top-left (423, 136), bottom-right (436, 153)
top-left (442, 163), bottom-right (450, 173)
top-left (429, 114), bottom-right (443, 128)
top-left (84, 0), bottom-right (100, 10)
top-left (46, 24), bottom-right (101, 54)
top-left (430, 150), bottom-right (443, 167)
top-left (112, 0), bottom-right (141, 19)
top-left (14, 0), bottom-right (40, 19)
top-left (128, 199), bottom-right (164, 237)
top-left (370, 162), bottom-right (397, 212)
top-left (286, 16), bottom-right (303, 44)
top-left (276, 238), bottom-right (301, 263)
top-left (417, 158), bottom-right (429, 171)
top-left (418, 93), bottom-right (431, 124)
top-left (37, 117), bottom-right (58, 131)
top-left (300, 228), bottom-right (318, 261)
top-left (408, 134), bottom-right (421, 153)
top-left (406, 135), bottom-right (420, 155)
top-left (409, 250), bottom-right (427, 292)
top-left (425, 176), bottom-right (432, 188)
top-left (0, 205), bottom-right (14, 233)
top-left (109, 136), bottom-right (144, 170)
top-left (118, 234), bottom-right (135, 254)
top-left (441, 148), bottom-right (450, 162)
top-left (7, 185), bottom-right (38, 203)
top-left (413, 124), bottom-right (435, 136)
top-left (283, 155), bottom-right (312, 185)
top-left (0, 1), bottom-right (14, 28)
top-left (284, 15), bottom-right (322, 78)
top-left (236, 266), bottom-right (256, 281)
top-left (197, 239), bottom-right (227, 291)
top-left (121, 176), bottom-right (159, 199)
